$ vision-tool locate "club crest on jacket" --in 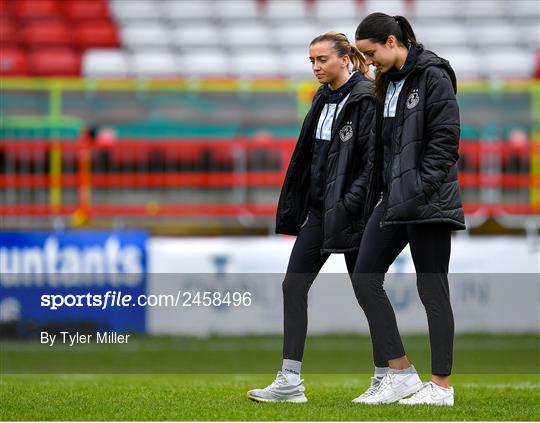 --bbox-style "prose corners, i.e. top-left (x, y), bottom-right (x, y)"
top-left (339, 122), bottom-right (353, 142)
top-left (406, 89), bottom-right (420, 109)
